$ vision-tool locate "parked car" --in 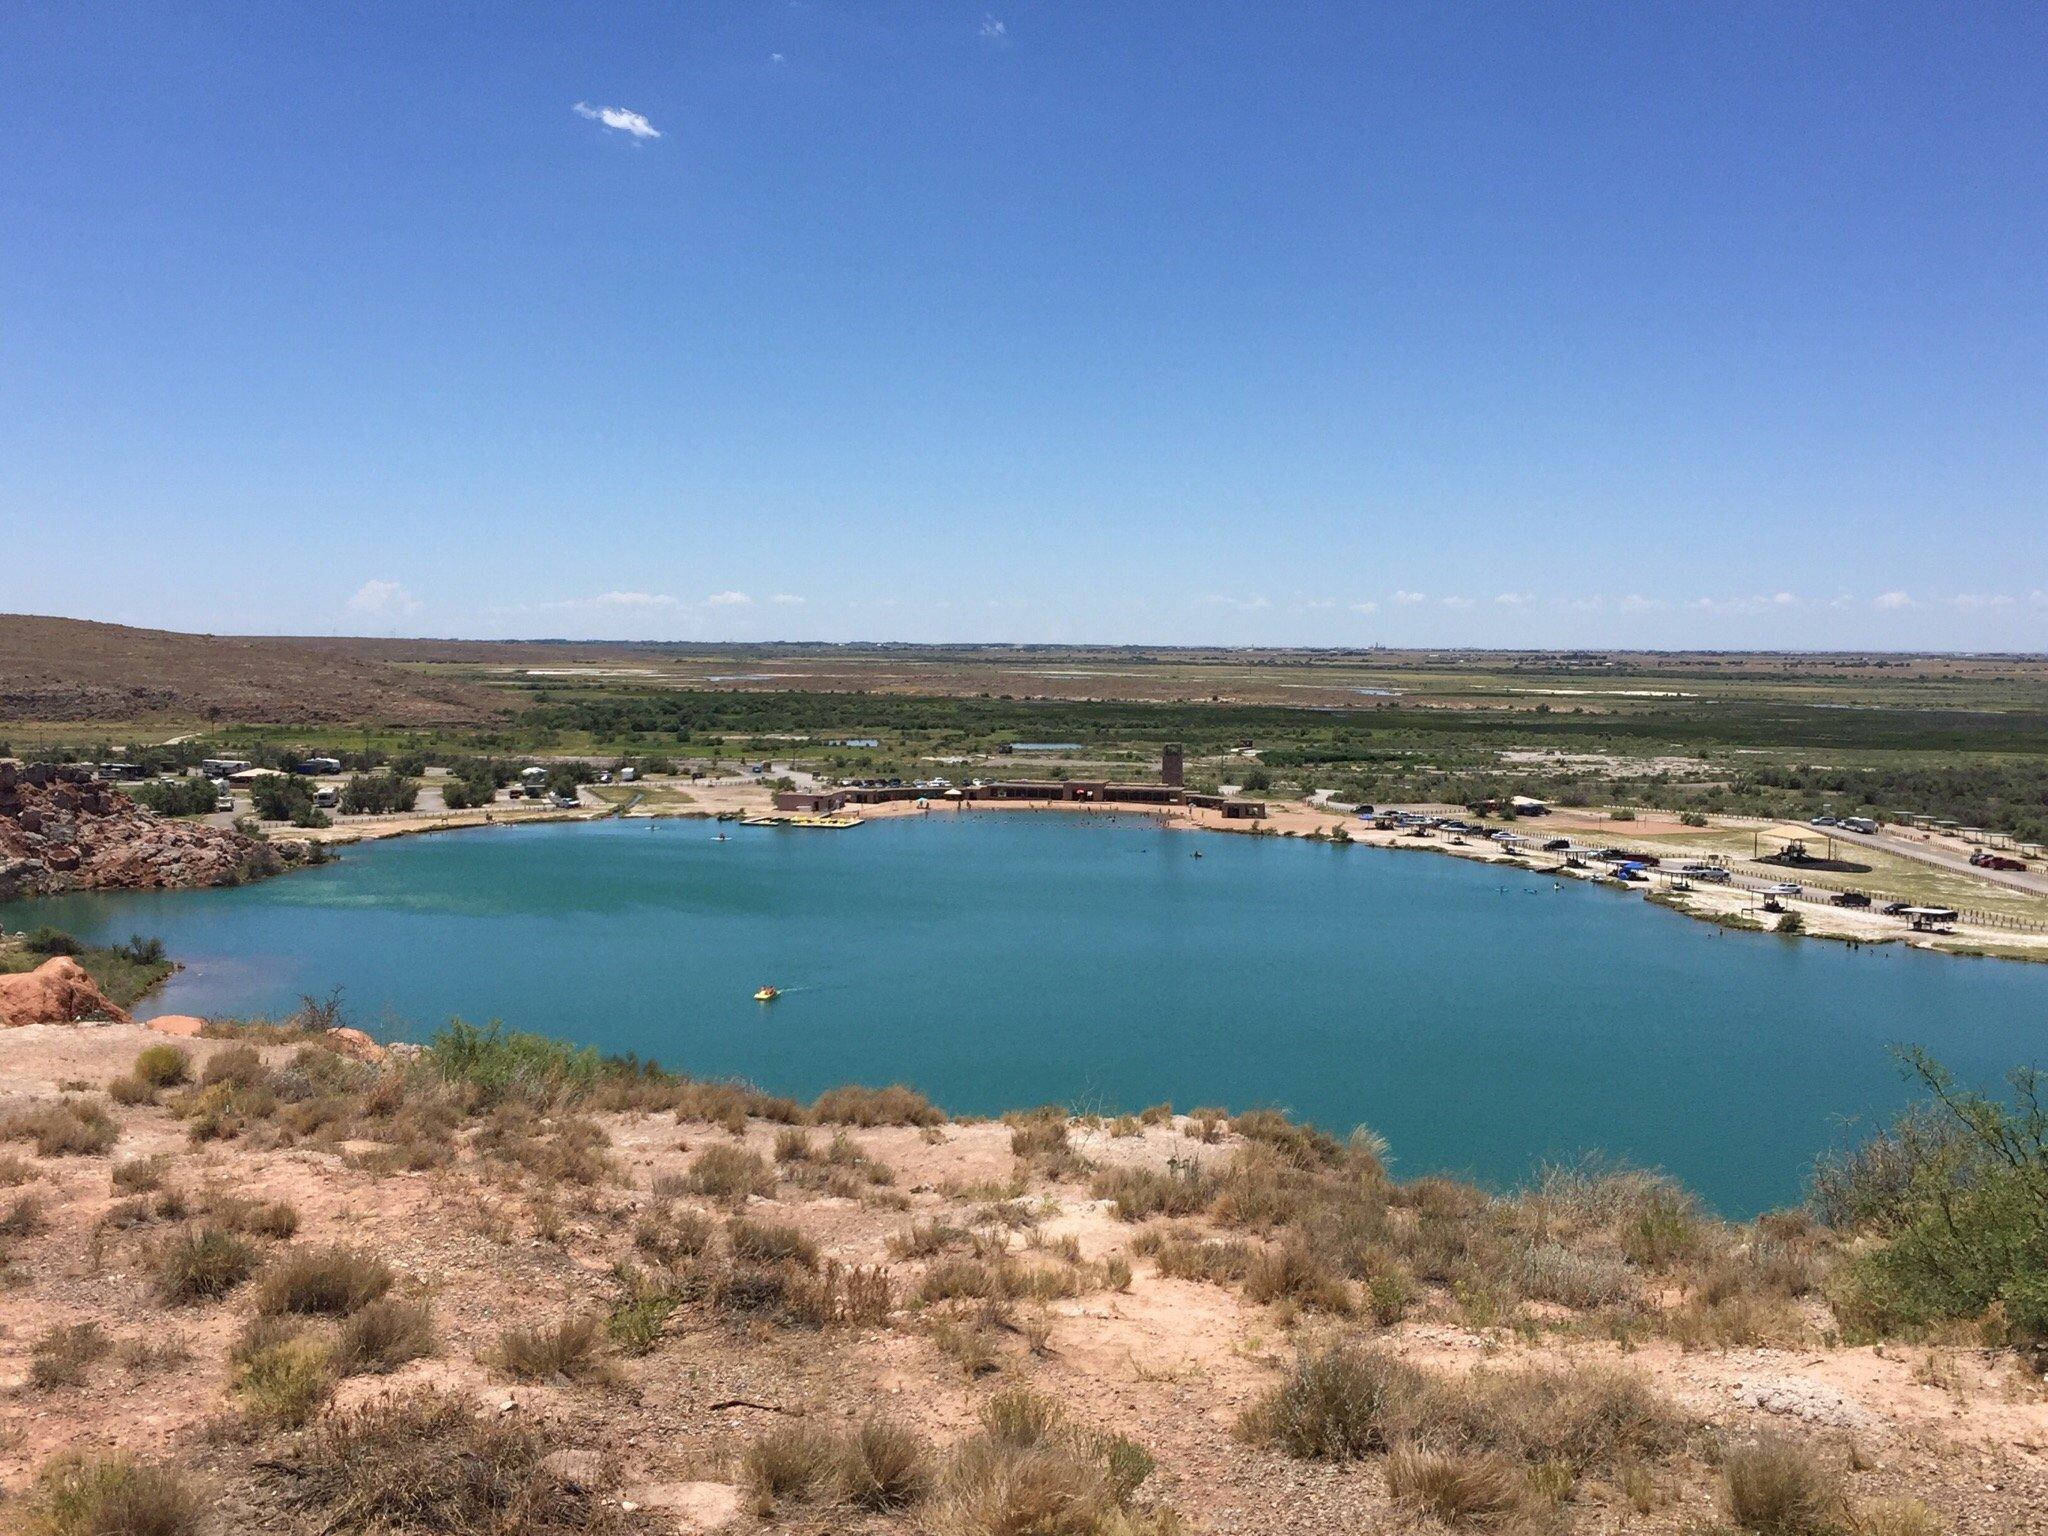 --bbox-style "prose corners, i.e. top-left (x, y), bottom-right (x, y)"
top-left (1972, 852), bottom-right (2028, 871)
top-left (214, 794), bottom-right (234, 813)
top-left (1542, 838), bottom-right (1571, 851)
top-left (1832, 891), bottom-right (1872, 908)
top-left (1883, 901), bottom-right (1912, 915)
top-left (1760, 881), bottom-right (1802, 896)
top-left (1811, 816), bottom-right (1838, 827)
